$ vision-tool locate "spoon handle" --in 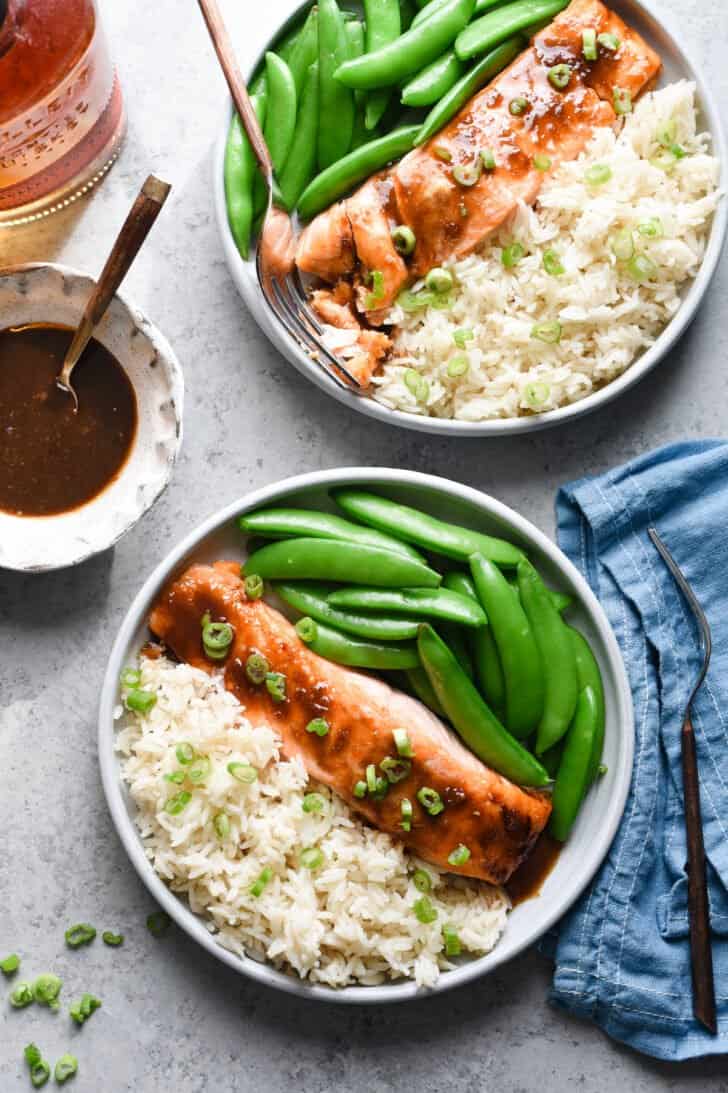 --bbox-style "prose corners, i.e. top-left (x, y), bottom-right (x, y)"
top-left (59, 175), bottom-right (171, 384)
